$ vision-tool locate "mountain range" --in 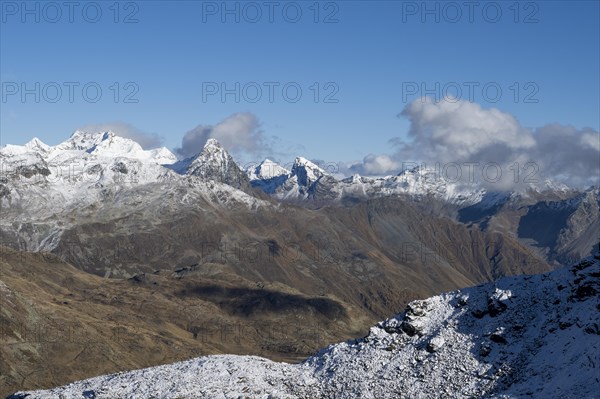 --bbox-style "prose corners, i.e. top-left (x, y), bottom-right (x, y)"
top-left (1, 130), bottom-right (597, 265)
top-left (0, 130), bottom-right (598, 396)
